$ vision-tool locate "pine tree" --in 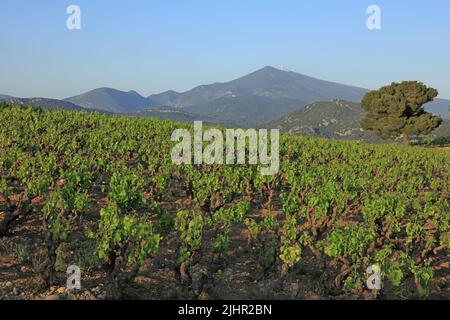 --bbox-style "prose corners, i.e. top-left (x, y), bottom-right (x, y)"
top-left (360, 81), bottom-right (443, 146)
